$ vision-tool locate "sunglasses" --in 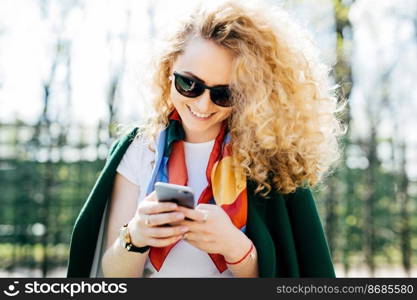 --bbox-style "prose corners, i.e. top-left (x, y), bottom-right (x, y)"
top-left (170, 71), bottom-right (233, 107)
